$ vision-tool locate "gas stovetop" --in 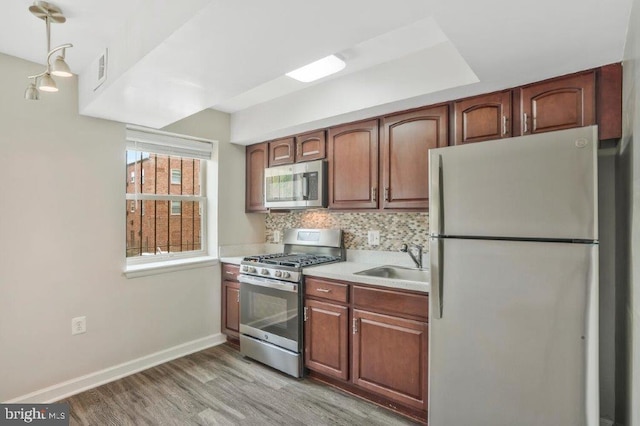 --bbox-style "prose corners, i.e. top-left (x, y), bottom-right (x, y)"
top-left (242, 253), bottom-right (342, 268)
top-left (239, 228), bottom-right (345, 283)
